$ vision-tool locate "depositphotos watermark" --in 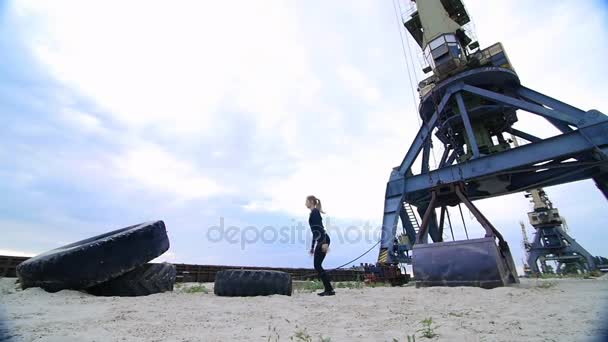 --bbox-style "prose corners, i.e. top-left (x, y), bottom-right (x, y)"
top-left (206, 217), bottom-right (382, 250)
